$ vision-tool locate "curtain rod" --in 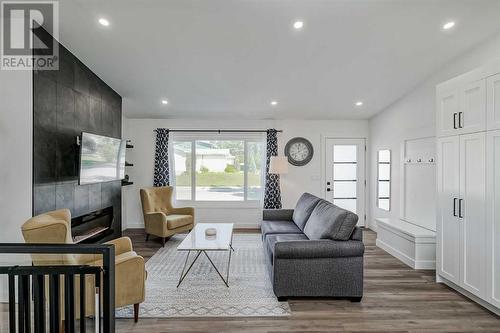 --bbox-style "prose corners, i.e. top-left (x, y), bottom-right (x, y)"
top-left (153, 129), bottom-right (283, 133)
